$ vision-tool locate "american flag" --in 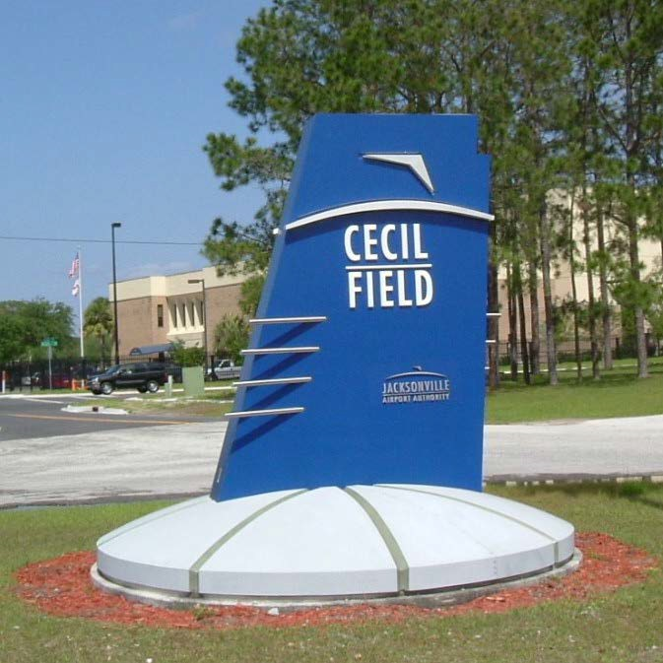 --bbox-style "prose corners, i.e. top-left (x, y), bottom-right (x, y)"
top-left (68, 253), bottom-right (80, 278)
